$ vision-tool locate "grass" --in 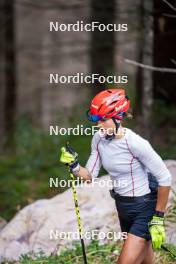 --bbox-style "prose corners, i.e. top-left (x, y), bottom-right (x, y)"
top-left (2, 240), bottom-right (120, 264)
top-left (2, 240), bottom-right (176, 264)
